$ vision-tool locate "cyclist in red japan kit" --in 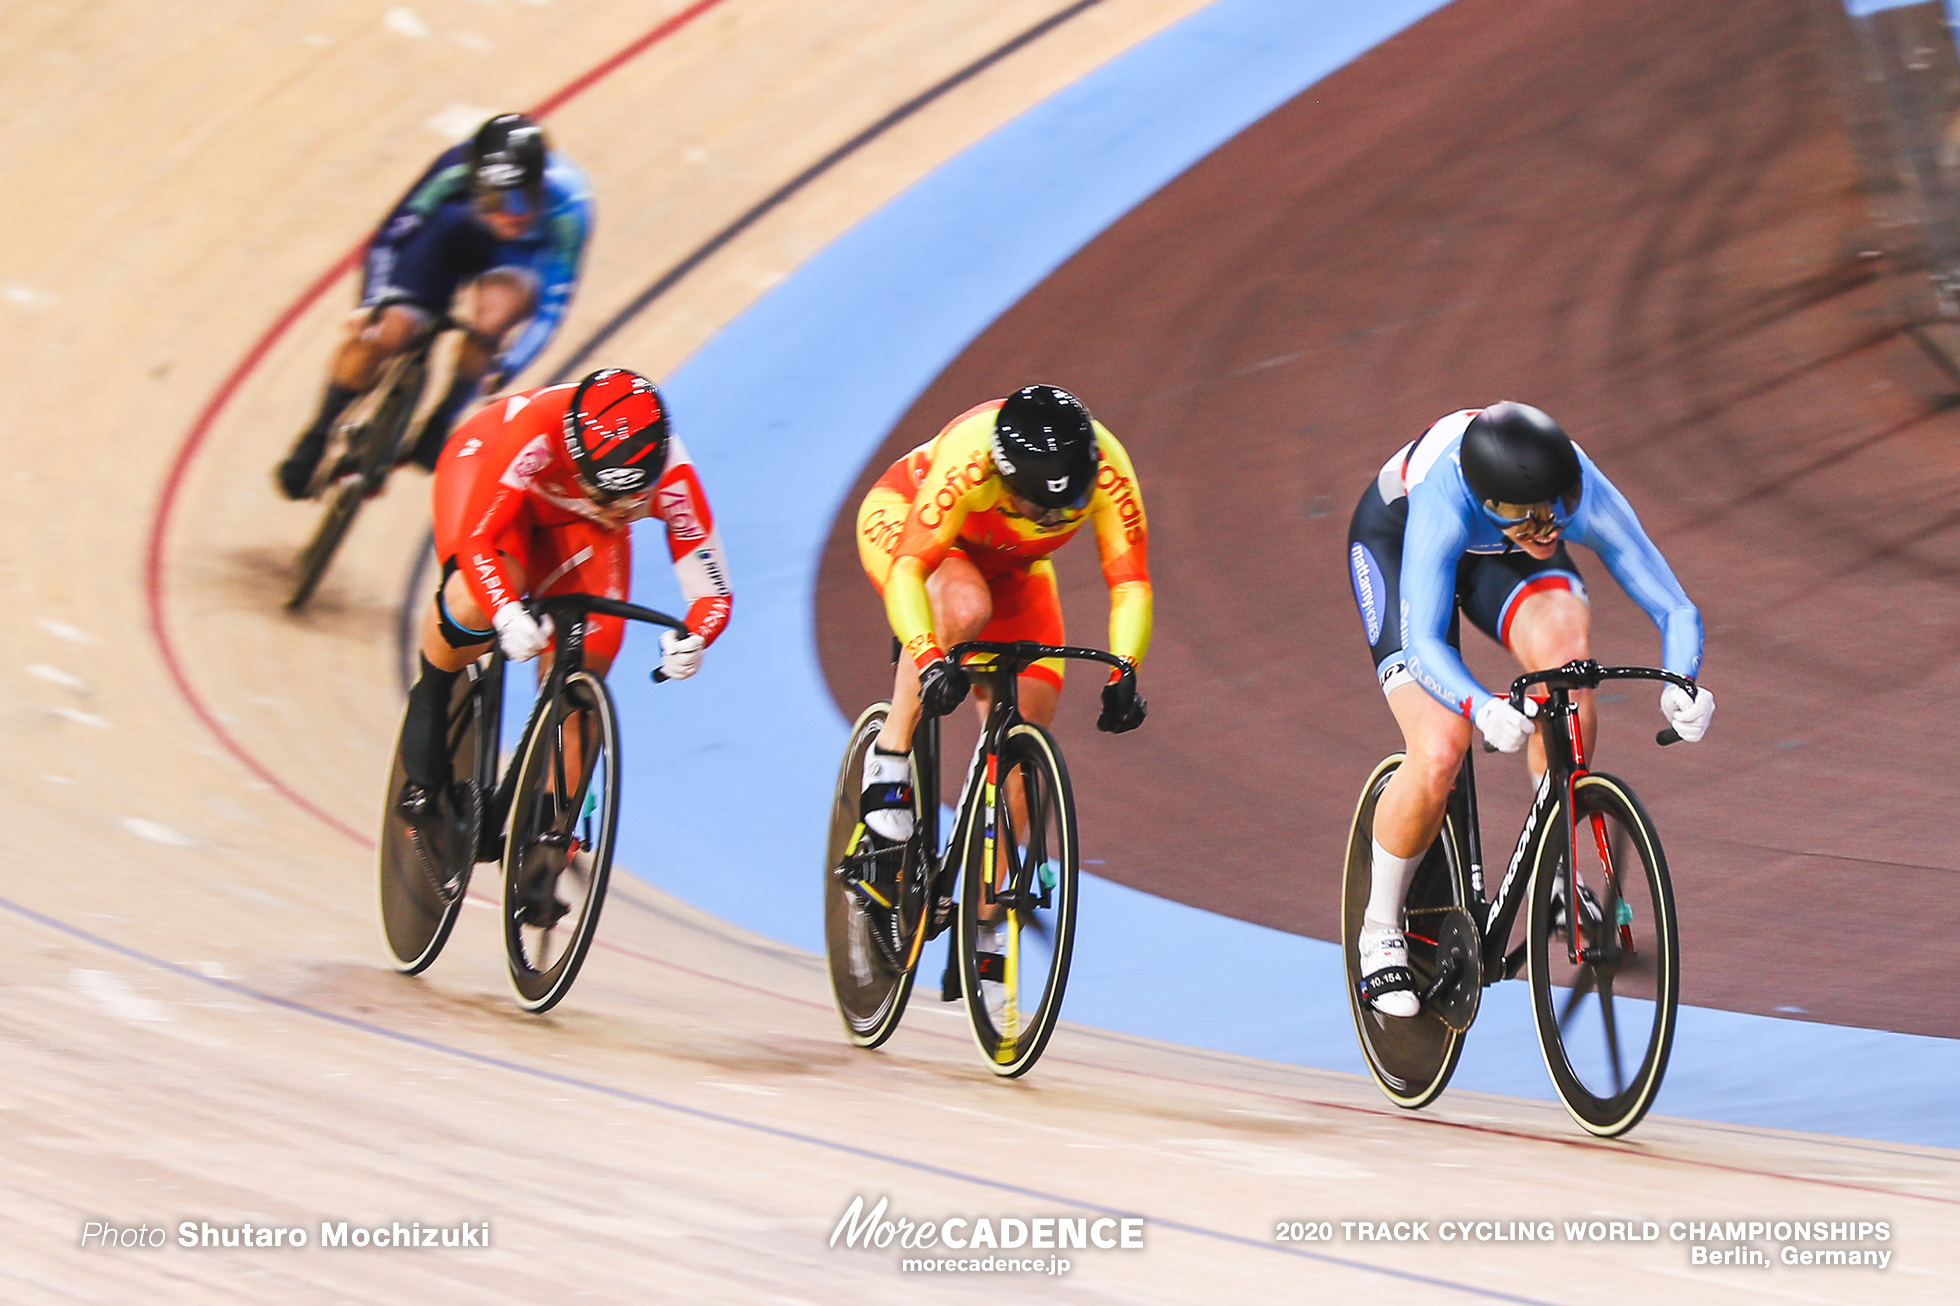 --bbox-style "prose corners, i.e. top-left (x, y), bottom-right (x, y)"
top-left (395, 368), bottom-right (732, 824)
